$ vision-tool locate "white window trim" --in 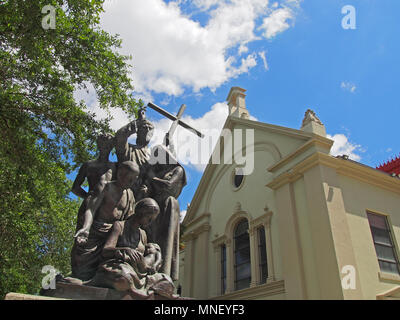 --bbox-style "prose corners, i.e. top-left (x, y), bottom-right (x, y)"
top-left (213, 207), bottom-right (275, 296)
top-left (366, 209), bottom-right (400, 277)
